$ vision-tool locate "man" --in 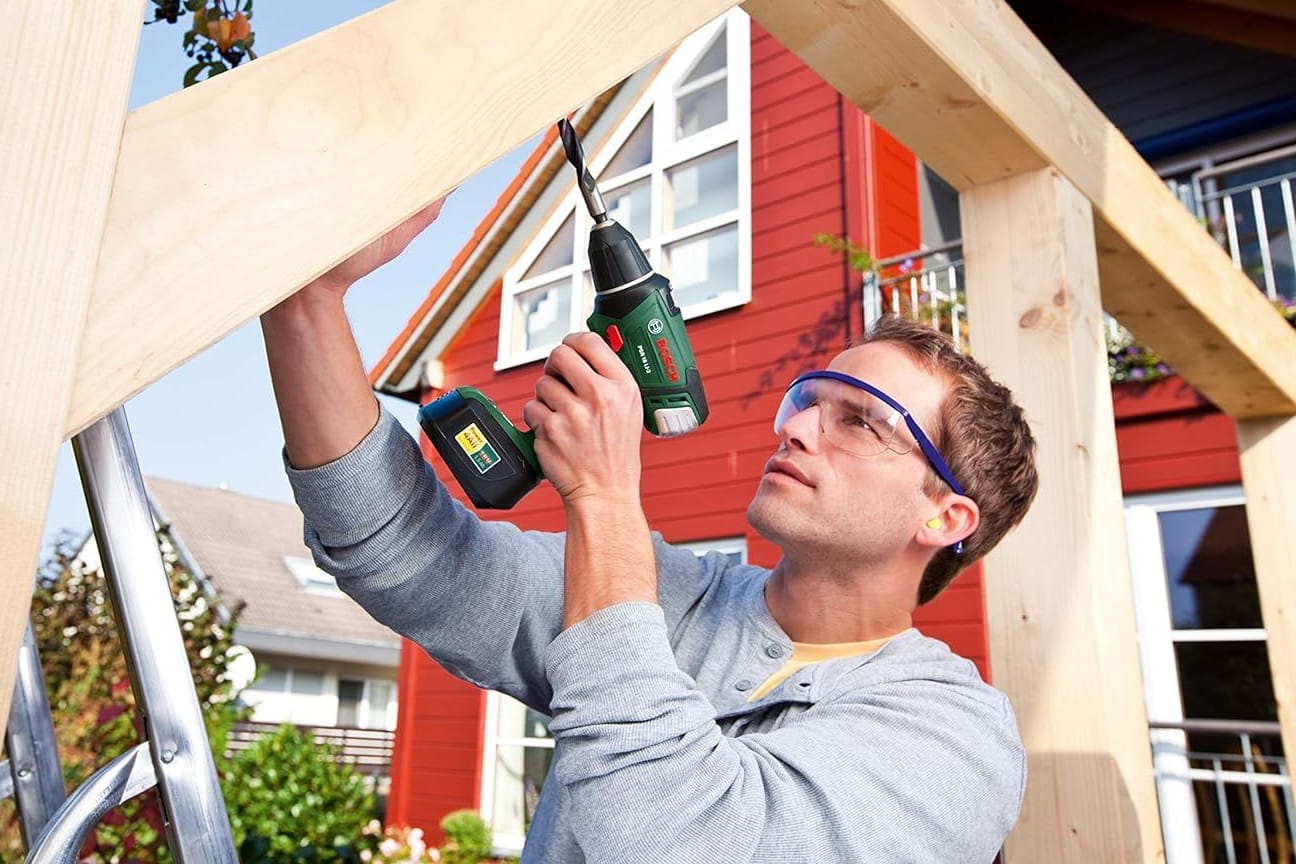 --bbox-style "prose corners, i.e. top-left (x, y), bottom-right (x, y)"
top-left (262, 200), bottom-right (1039, 862)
